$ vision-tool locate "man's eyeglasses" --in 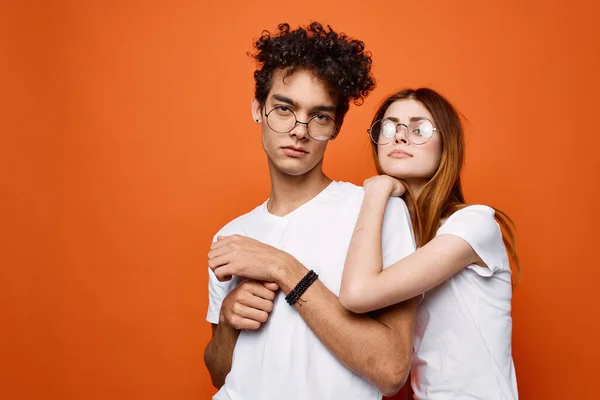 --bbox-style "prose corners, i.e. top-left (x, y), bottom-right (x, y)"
top-left (265, 106), bottom-right (337, 142)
